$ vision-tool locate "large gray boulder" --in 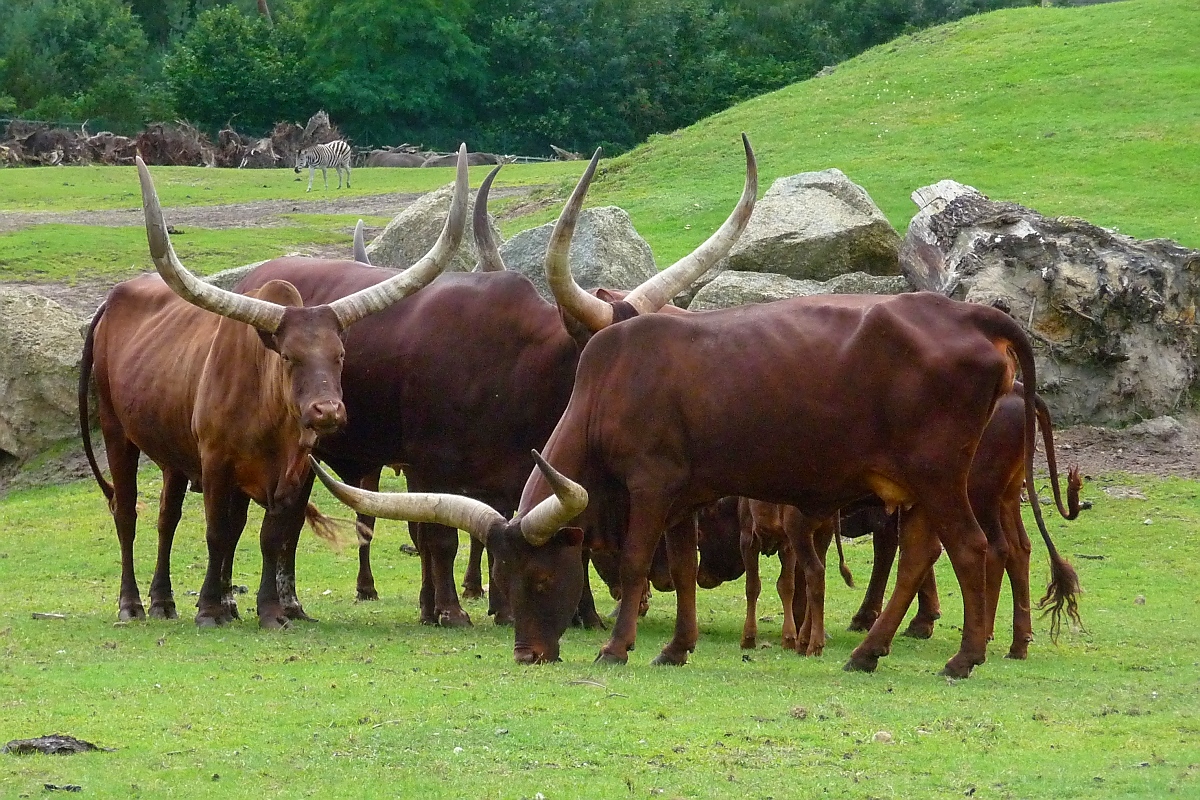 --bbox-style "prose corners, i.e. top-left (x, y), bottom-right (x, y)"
top-left (366, 183), bottom-right (501, 273)
top-left (718, 168), bottom-right (902, 282)
top-left (499, 206), bottom-right (657, 302)
top-left (0, 287), bottom-right (87, 465)
top-left (901, 180), bottom-right (1200, 424)
top-left (689, 270), bottom-right (910, 311)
